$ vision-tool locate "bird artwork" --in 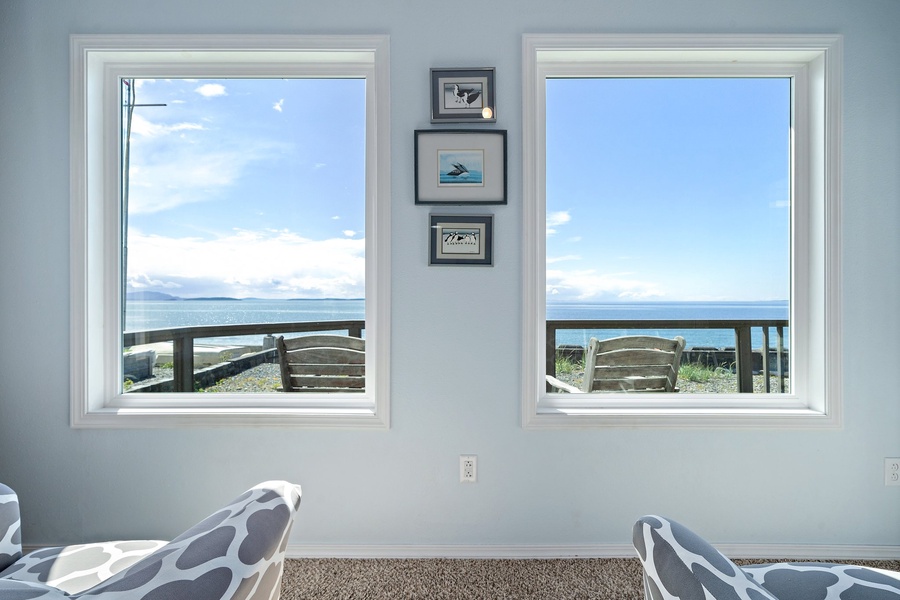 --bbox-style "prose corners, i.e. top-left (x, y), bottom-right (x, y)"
top-left (452, 84), bottom-right (481, 107)
top-left (452, 84), bottom-right (466, 104)
top-left (462, 90), bottom-right (481, 107)
top-left (447, 163), bottom-right (469, 177)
